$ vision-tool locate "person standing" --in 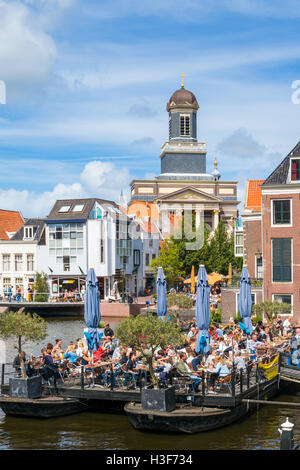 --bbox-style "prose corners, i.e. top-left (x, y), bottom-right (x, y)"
top-left (8, 285), bottom-right (12, 303)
